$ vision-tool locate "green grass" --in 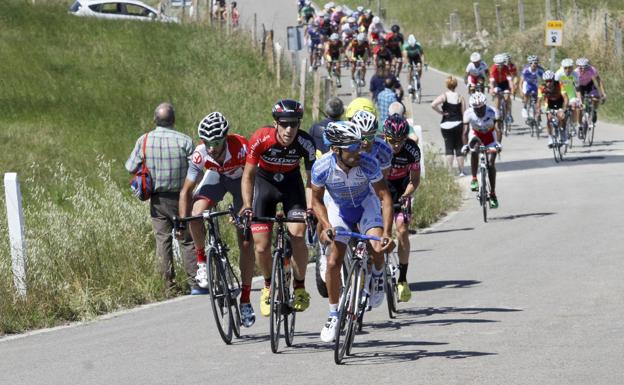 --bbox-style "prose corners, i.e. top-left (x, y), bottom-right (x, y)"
top-left (0, 1), bottom-right (461, 334)
top-left (343, 0), bottom-right (624, 122)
